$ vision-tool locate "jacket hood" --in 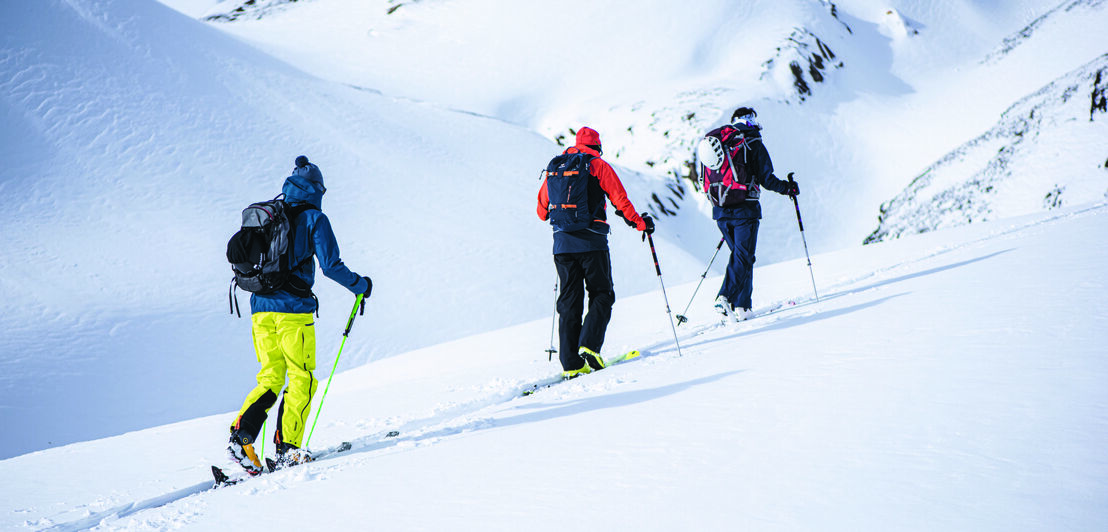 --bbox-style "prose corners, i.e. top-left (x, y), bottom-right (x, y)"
top-left (575, 127), bottom-right (602, 150)
top-left (282, 162), bottom-right (325, 207)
